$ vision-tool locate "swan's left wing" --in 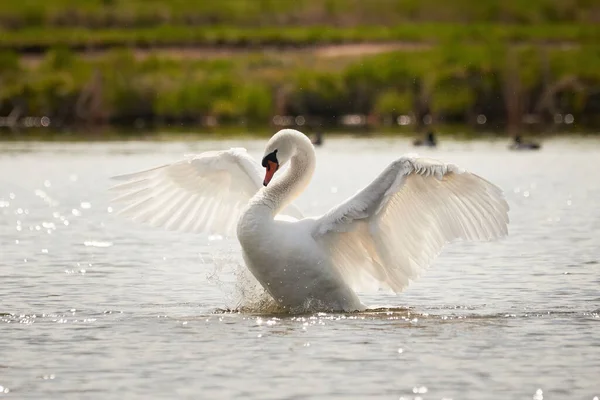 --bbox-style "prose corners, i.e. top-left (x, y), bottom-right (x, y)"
top-left (312, 155), bottom-right (509, 292)
top-left (110, 148), bottom-right (303, 238)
